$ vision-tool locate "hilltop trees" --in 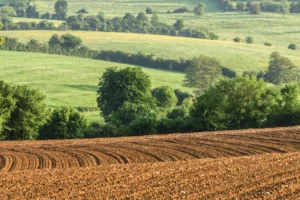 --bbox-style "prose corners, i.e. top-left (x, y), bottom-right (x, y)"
top-left (0, 6), bottom-right (16, 30)
top-left (183, 55), bottom-right (222, 94)
top-left (264, 52), bottom-right (297, 85)
top-left (193, 3), bottom-right (205, 16)
top-left (54, 0), bottom-right (68, 20)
